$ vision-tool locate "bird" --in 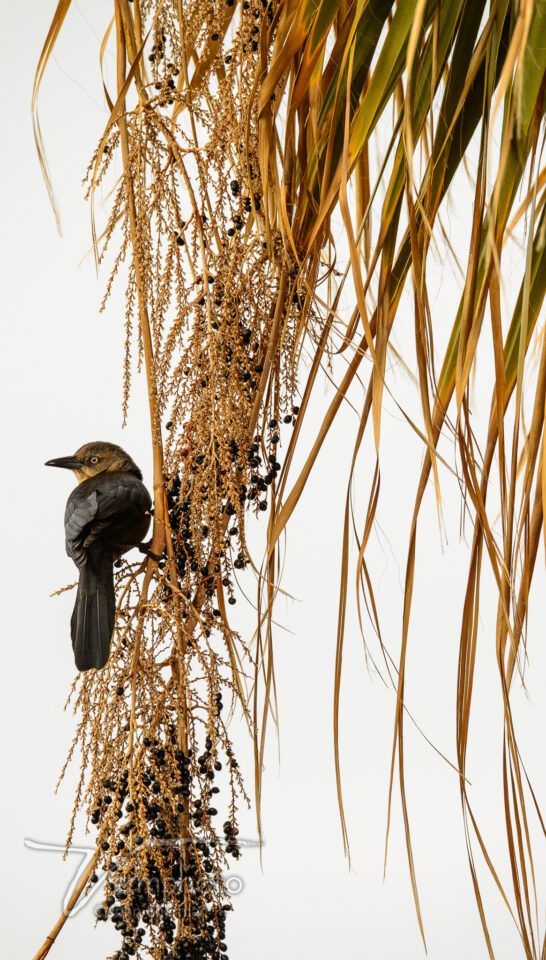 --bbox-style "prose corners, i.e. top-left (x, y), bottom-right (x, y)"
top-left (46, 441), bottom-right (152, 671)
